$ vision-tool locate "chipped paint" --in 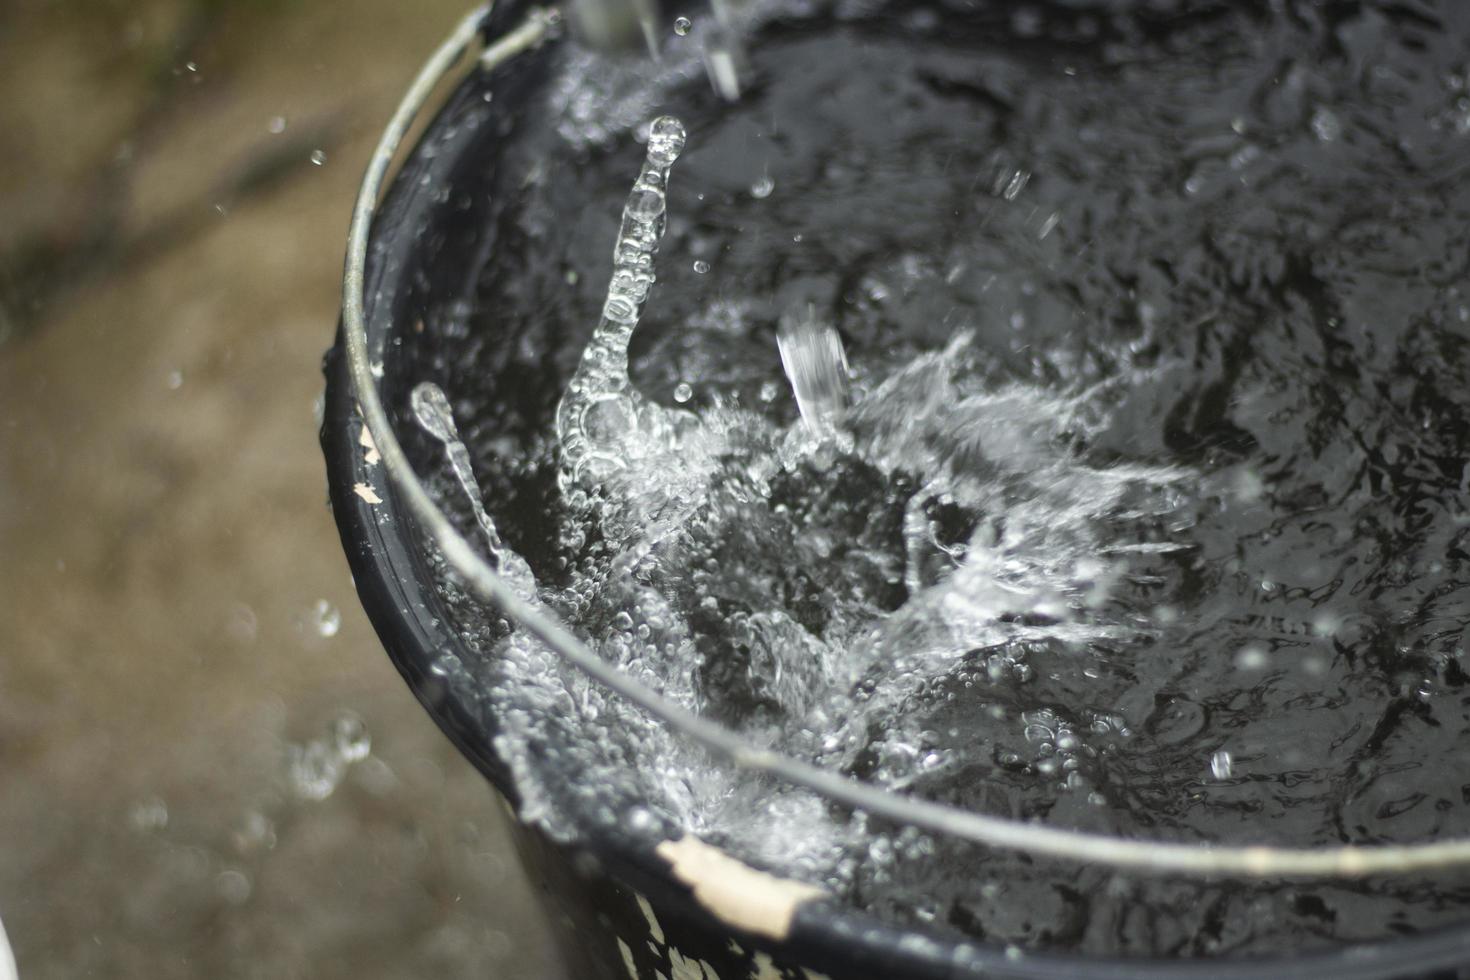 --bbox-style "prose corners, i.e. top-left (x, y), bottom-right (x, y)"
top-left (668, 947), bottom-right (711, 979)
top-left (656, 836), bottom-right (825, 942)
top-left (615, 879), bottom-right (837, 980)
top-left (352, 482), bottom-right (382, 504)
top-left (637, 895), bottom-right (666, 944)
top-left (359, 425), bottom-right (381, 466)
top-left (754, 950), bottom-right (830, 980)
